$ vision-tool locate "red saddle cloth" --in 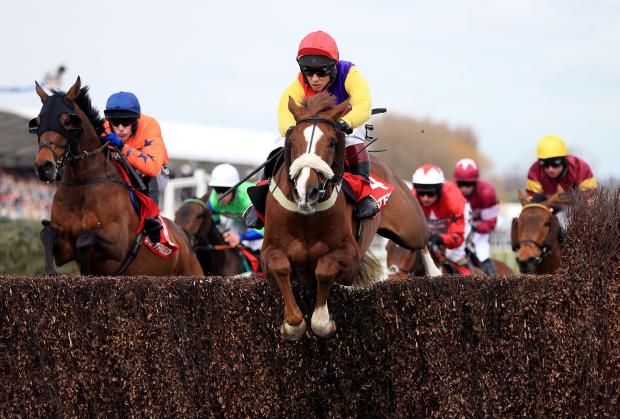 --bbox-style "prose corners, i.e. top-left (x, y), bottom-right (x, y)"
top-left (238, 246), bottom-right (262, 276)
top-left (342, 172), bottom-right (394, 212)
top-left (113, 160), bottom-right (179, 259)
